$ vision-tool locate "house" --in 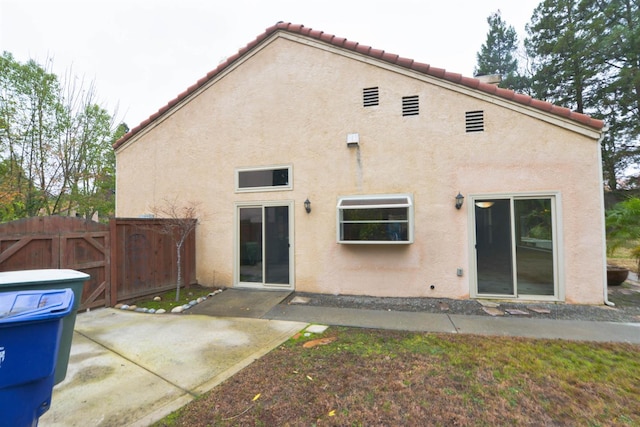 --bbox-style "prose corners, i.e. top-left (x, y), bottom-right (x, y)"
top-left (113, 22), bottom-right (607, 305)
